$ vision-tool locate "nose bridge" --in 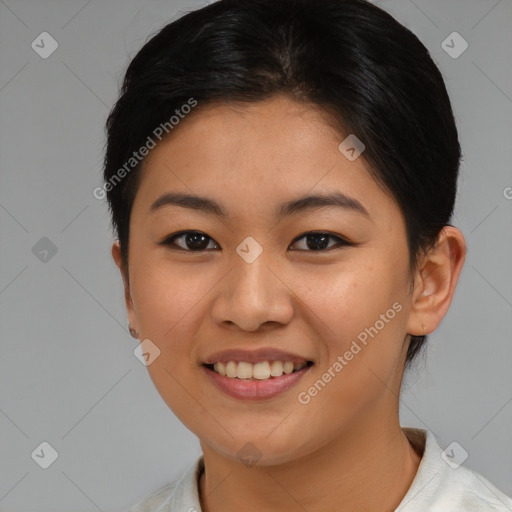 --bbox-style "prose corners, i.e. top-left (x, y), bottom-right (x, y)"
top-left (231, 244), bottom-right (276, 305)
top-left (212, 240), bottom-right (293, 331)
